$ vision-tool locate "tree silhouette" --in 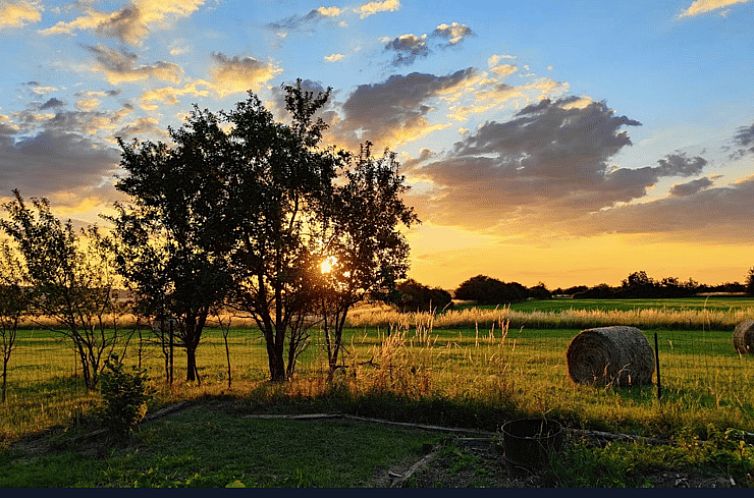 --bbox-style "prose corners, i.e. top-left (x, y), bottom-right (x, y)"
top-left (1, 191), bottom-right (129, 389)
top-left (111, 109), bottom-right (235, 383)
top-left (312, 143), bottom-right (418, 380)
